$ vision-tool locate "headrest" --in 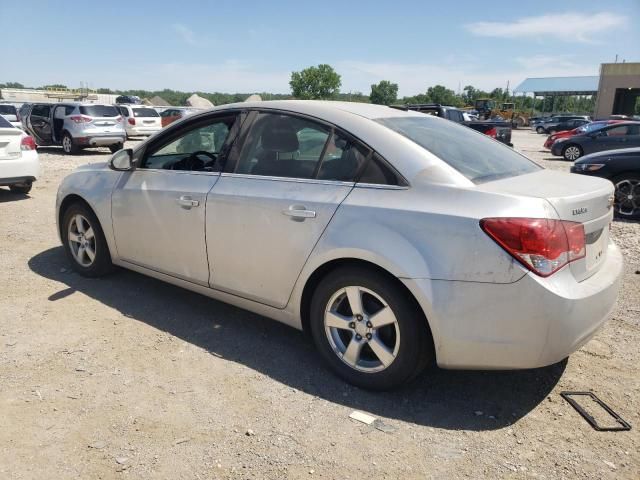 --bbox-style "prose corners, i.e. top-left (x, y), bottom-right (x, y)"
top-left (261, 117), bottom-right (299, 153)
